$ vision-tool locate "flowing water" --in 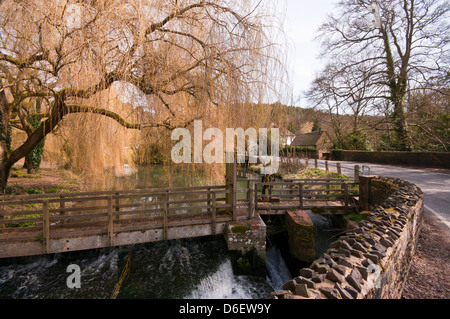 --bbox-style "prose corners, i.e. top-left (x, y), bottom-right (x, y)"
top-left (0, 165), bottom-right (338, 299)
